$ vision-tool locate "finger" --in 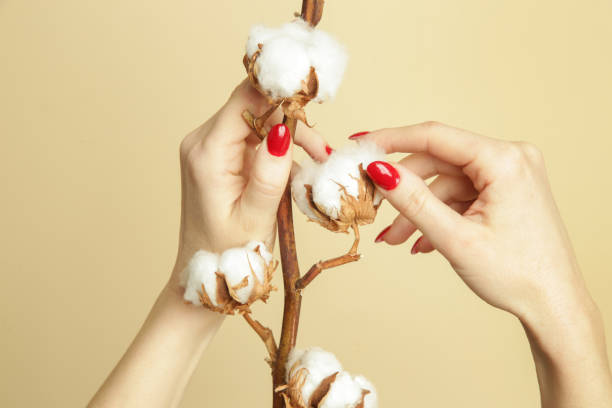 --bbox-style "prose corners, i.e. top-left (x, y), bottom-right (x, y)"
top-left (294, 122), bottom-right (331, 162)
top-left (380, 176), bottom-right (477, 245)
top-left (208, 79), bottom-right (274, 144)
top-left (240, 123), bottom-right (293, 220)
top-left (413, 201), bottom-right (473, 254)
top-left (360, 121), bottom-right (494, 168)
top-left (258, 112), bottom-right (331, 163)
top-left (366, 161), bottom-right (478, 257)
top-left (397, 152), bottom-right (464, 180)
